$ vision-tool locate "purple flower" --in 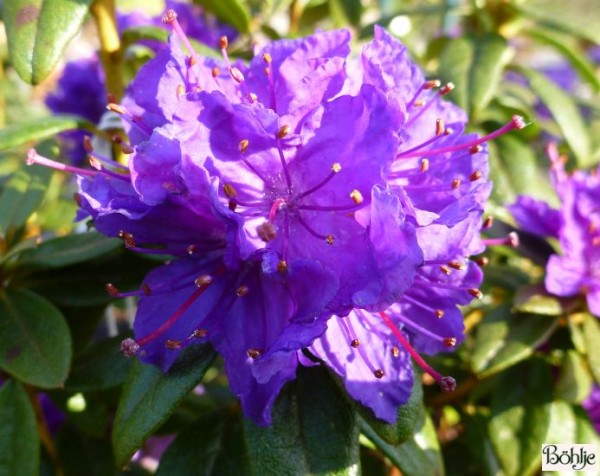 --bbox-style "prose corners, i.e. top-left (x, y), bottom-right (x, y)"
top-left (583, 385), bottom-right (600, 434)
top-left (30, 16), bottom-right (524, 424)
top-left (509, 143), bottom-right (600, 316)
